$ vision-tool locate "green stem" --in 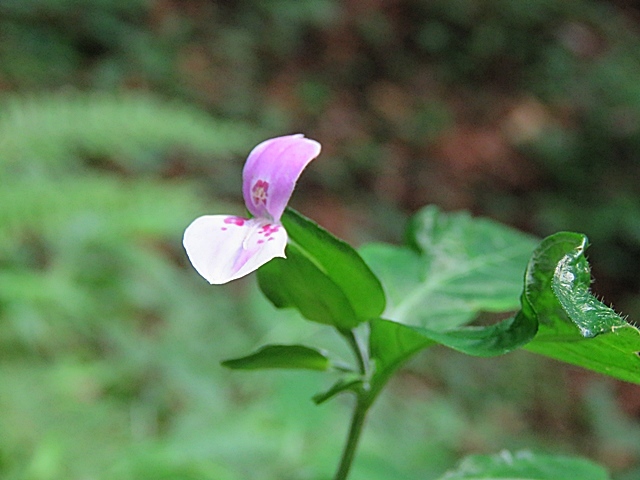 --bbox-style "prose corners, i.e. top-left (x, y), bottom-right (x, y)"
top-left (332, 328), bottom-right (373, 480)
top-left (339, 328), bottom-right (367, 376)
top-left (332, 396), bottom-right (369, 480)
top-left (332, 328), bottom-right (421, 479)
